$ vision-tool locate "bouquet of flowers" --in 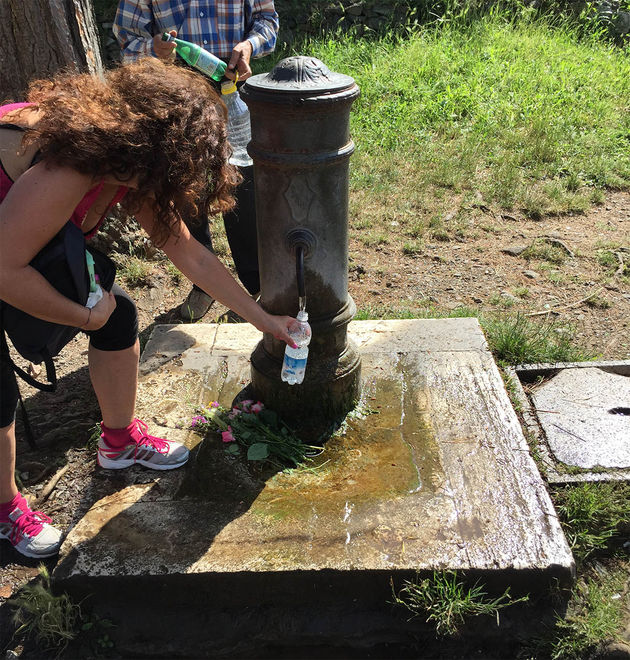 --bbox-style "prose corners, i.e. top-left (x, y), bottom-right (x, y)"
top-left (191, 400), bottom-right (320, 467)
